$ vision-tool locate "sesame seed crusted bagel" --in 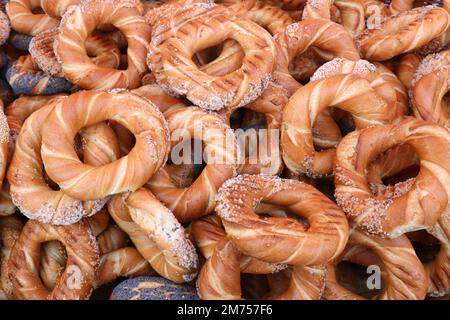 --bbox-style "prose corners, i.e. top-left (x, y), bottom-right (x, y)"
top-left (29, 28), bottom-right (120, 78)
top-left (40, 90), bottom-right (170, 201)
top-left (6, 0), bottom-right (59, 36)
top-left (7, 218), bottom-right (99, 300)
top-left (215, 174), bottom-right (349, 266)
top-left (55, 0), bottom-right (151, 90)
top-left (356, 6), bottom-right (450, 61)
top-left (334, 117), bottom-right (450, 238)
top-left (147, 7), bottom-right (277, 111)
